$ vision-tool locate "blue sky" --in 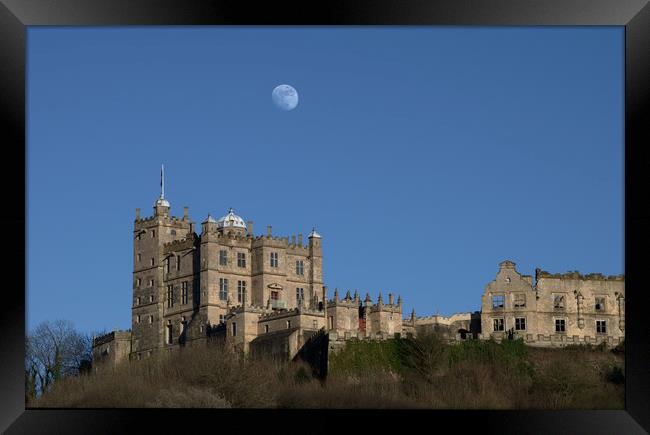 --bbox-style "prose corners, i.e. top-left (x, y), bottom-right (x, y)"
top-left (27, 27), bottom-right (624, 334)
